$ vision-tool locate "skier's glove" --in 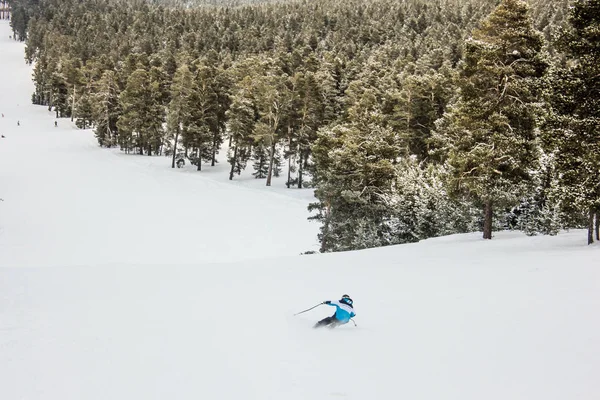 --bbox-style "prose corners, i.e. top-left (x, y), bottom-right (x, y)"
top-left (323, 300), bottom-right (331, 304)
